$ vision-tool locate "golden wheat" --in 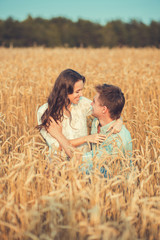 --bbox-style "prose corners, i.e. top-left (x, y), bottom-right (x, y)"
top-left (0, 47), bottom-right (160, 240)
